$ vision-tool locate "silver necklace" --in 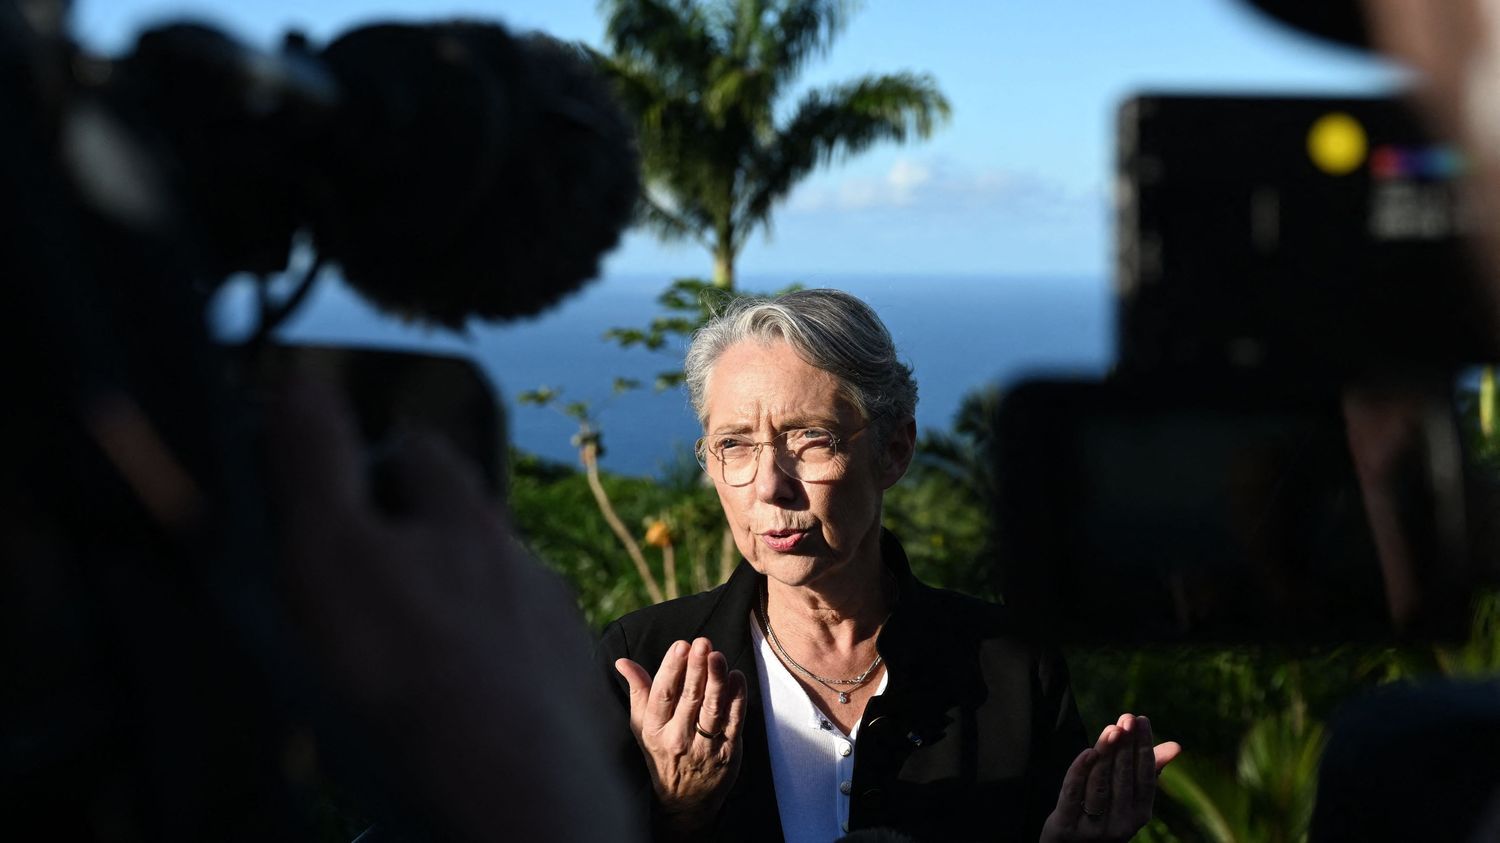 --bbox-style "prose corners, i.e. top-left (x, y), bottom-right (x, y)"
top-left (758, 585), bottom-right (884, 704)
